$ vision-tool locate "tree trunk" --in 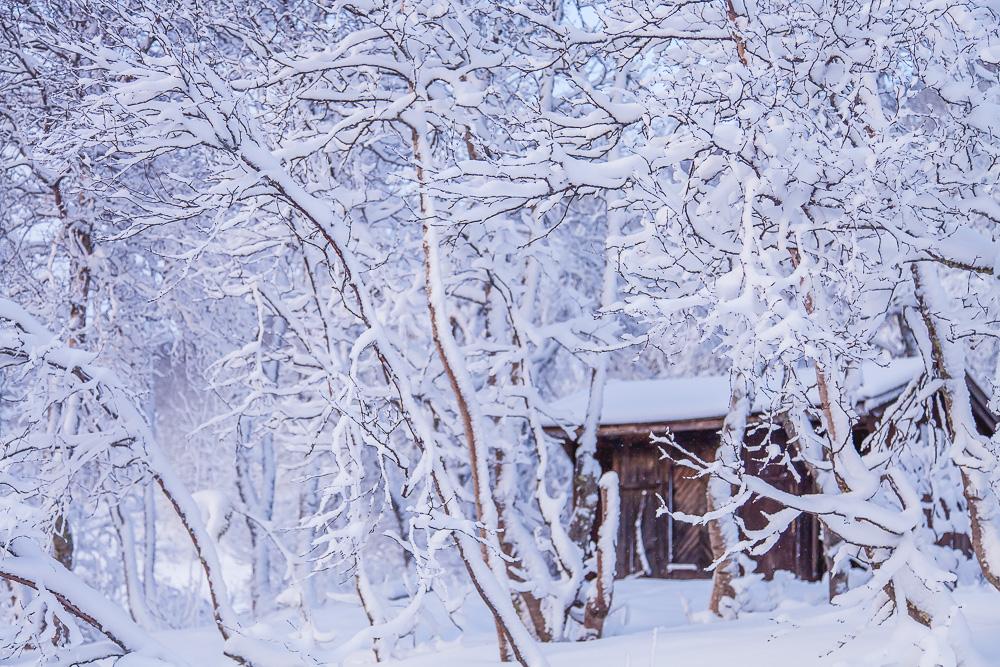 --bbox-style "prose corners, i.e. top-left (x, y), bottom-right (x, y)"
top-left (495, 449), bottom-right (553, 643)
top-left (111, 506), bottom-right (156, 628)
top-left (568, 86), bottom-right (625, 635)
top-left (567, 364), bottom-right (607, 624)
top-left (483, 283), bottom-right (554, 644)
top-left (582, 473), bottom-right (618, 638)
top-left (50, 214), bottom-right (92, 644)
top-left (911, 263), bottom-right (1000, 592)
top-left (707, 372), bottom-right (748, 617)
top-left (142, 482), bottom-right (157, 604)
top-left (356, 561), bottom-right (386, 662)
top-left (411, 121), bottom-right (540, 665)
